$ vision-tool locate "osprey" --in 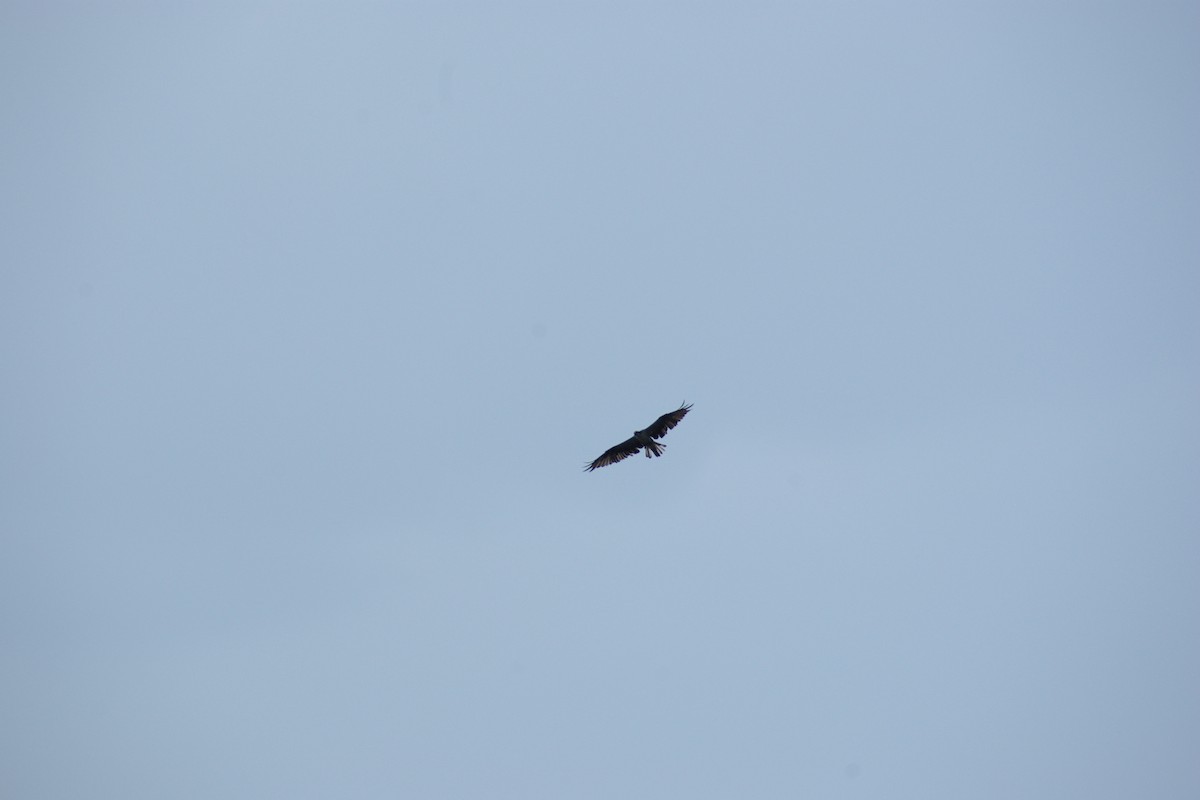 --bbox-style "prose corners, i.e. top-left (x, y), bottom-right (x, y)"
top-left (584, 403), bottom-right (692, 472)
